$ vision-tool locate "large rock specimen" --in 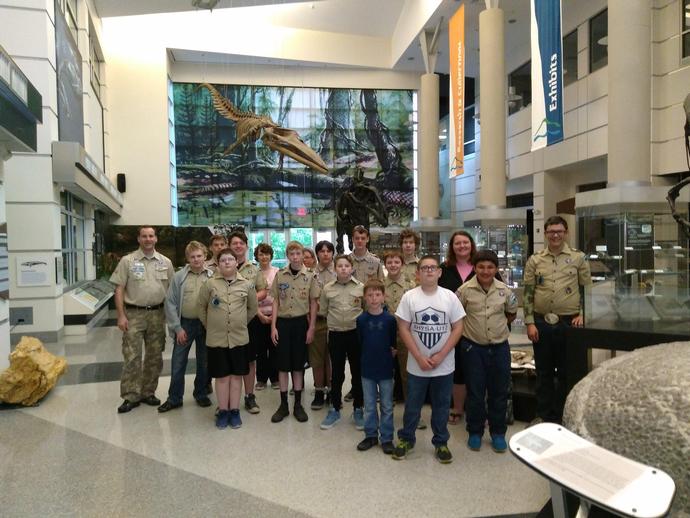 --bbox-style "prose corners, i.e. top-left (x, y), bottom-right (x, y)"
top-left (563, 341), bottom-right (690, 516)
top-left (0, 336), bottom-right (67, 406)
